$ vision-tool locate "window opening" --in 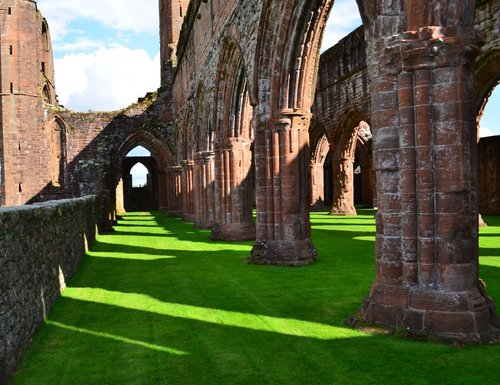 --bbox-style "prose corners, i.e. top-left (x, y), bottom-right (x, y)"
top-left (126, 145), bottom-right (151, 157)
top-left (130, 162), bottom-right (149, 188)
